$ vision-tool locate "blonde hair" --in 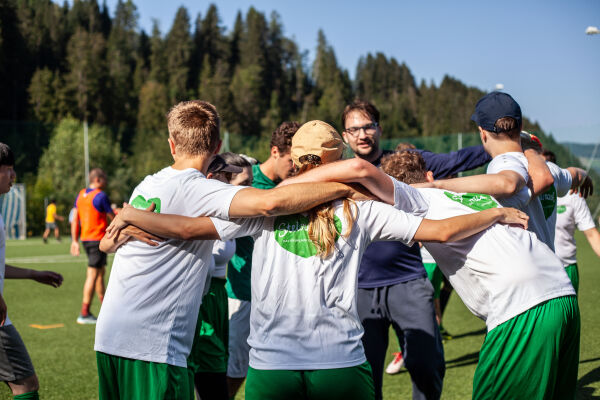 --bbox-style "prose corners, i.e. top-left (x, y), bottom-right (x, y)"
top-left (298, 158), bottom-right (357, 258)
top-left (167, 100), bottom-right (220, 156)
